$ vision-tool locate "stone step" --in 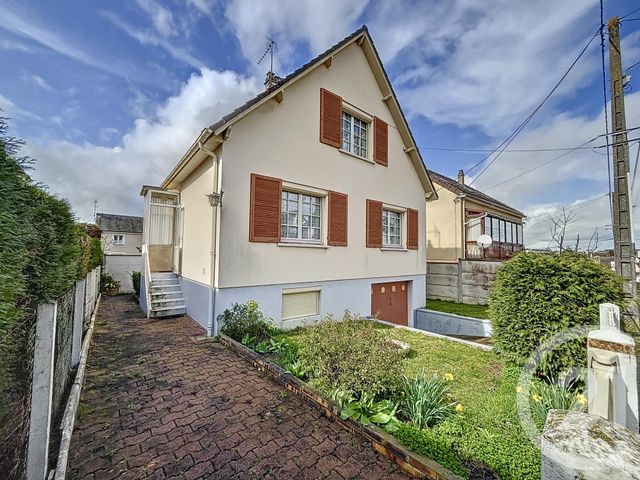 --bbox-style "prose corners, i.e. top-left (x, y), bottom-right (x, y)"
top-left (151, 298), bottom-right (185, 308)
top-left (150, 305), bottom-right (186, 318)
top-left (150, 291), bottom-right (183, 300)
top-left (151, 272), bottom-right (178, 280)
top-left (151, 279), bottom-right (180, 287)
